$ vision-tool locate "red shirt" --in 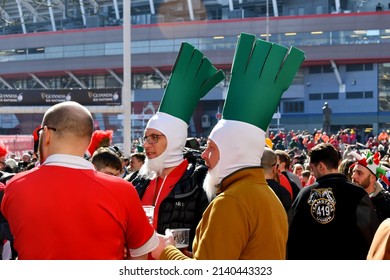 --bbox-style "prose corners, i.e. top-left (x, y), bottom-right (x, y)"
top-left (341, 134), bottom-right (349, 144)
top-left (306, 174), bottom-right (316, 187)
top-left (278, 173), bottom-right (293, 199)
top-left (1, 155), bottom-right (156, 260)
top-left (306, 141), bottom-right (315, 152)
